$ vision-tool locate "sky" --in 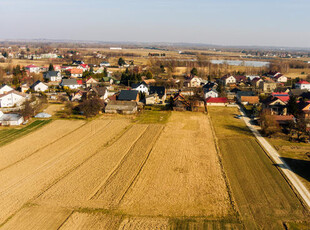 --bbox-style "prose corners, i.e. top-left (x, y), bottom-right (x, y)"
top-left (0, 0), bottom-right (309, 47)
